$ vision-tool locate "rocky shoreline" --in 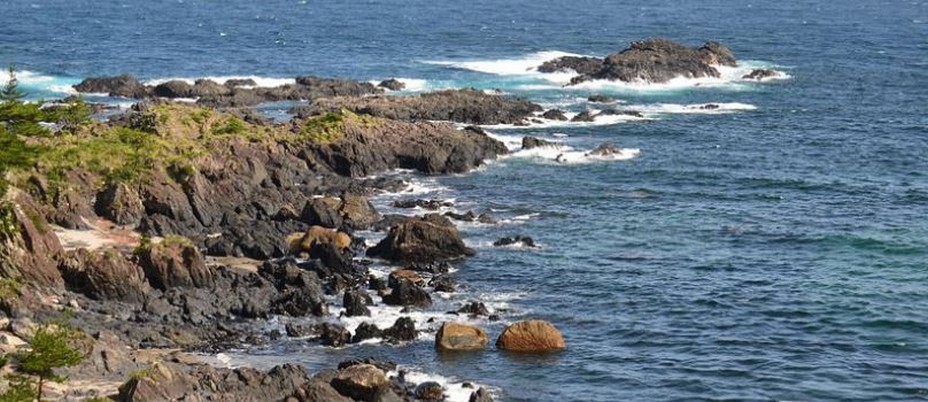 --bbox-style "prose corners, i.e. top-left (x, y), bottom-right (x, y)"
top-left (0, 38), bottom-right (781, 400)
